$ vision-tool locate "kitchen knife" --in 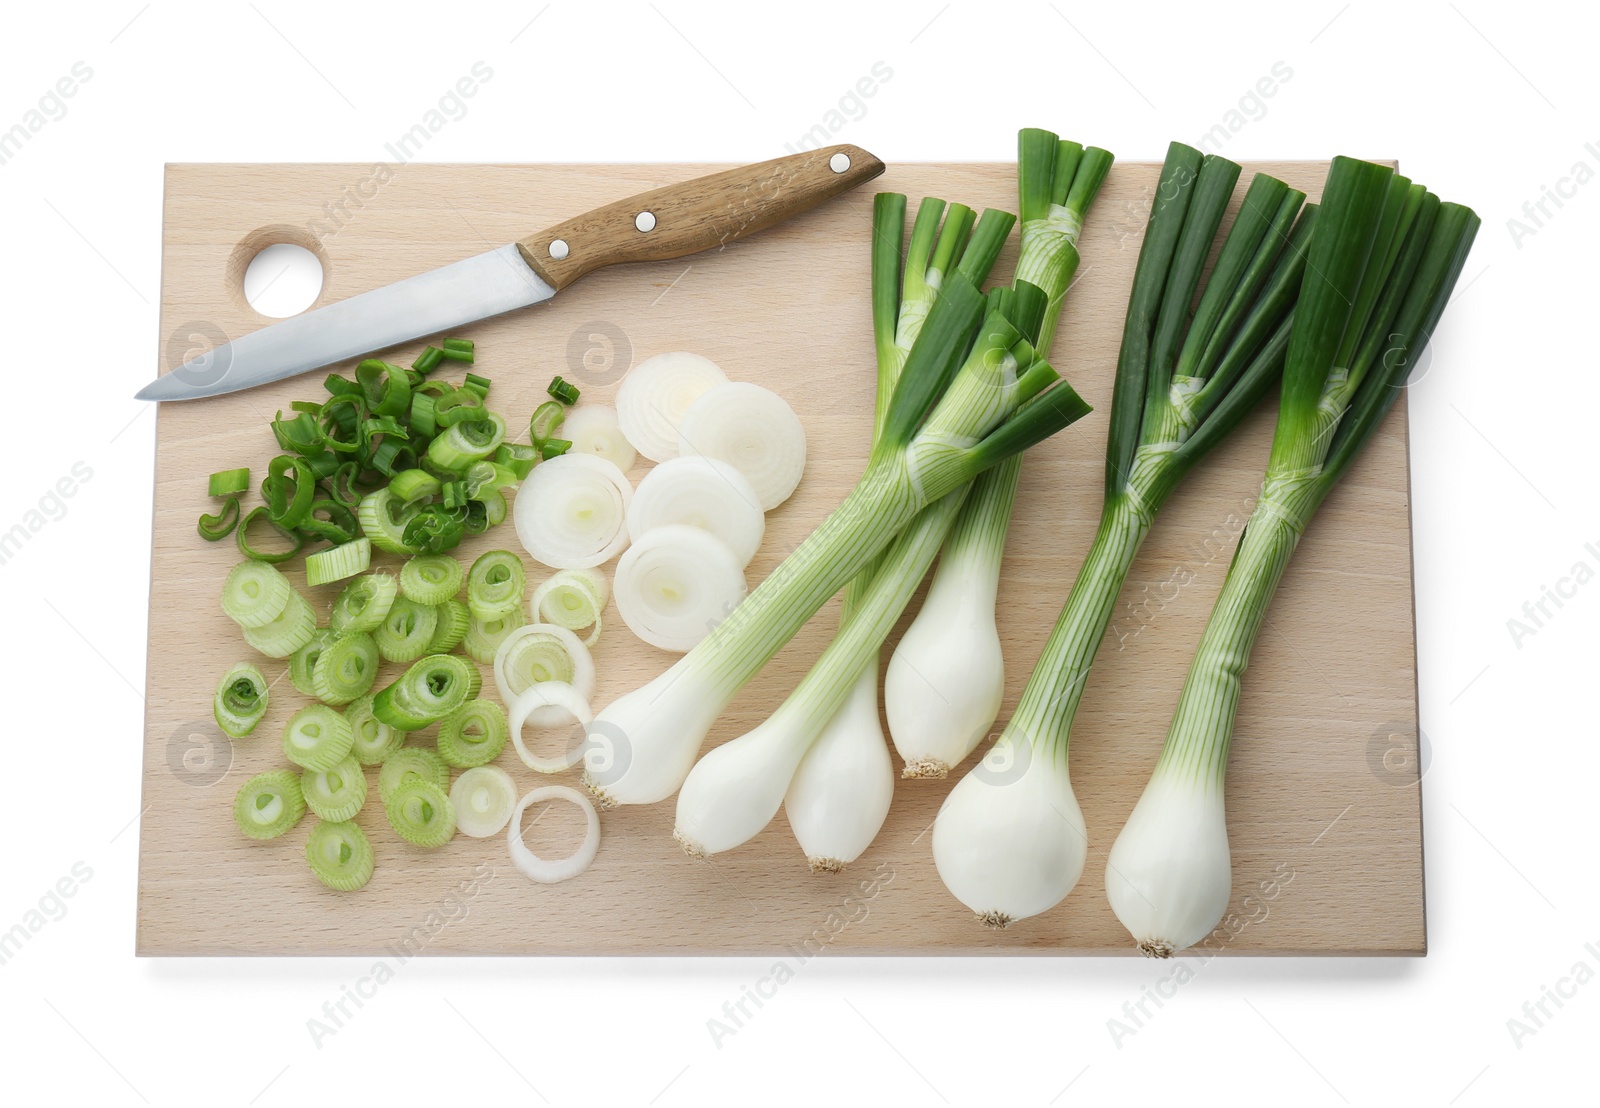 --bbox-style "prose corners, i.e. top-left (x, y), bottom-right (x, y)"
top-left (135, 145), bottom-right (884, 401)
